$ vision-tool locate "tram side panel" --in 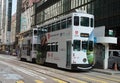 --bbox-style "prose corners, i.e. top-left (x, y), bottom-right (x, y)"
top-left (45, 28), bottom-right (72, 69)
